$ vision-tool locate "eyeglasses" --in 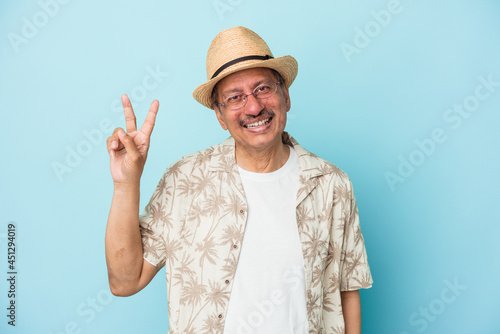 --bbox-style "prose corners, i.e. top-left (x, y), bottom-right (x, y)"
top-left (217, 81), bottom-right (281, 110)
